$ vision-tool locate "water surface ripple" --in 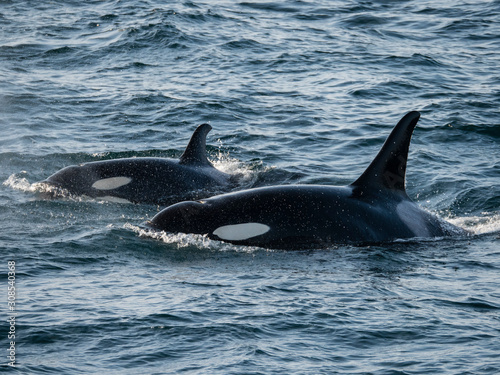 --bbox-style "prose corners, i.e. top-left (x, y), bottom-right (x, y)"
top-left (1, 1), bottom-right (499, 374)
